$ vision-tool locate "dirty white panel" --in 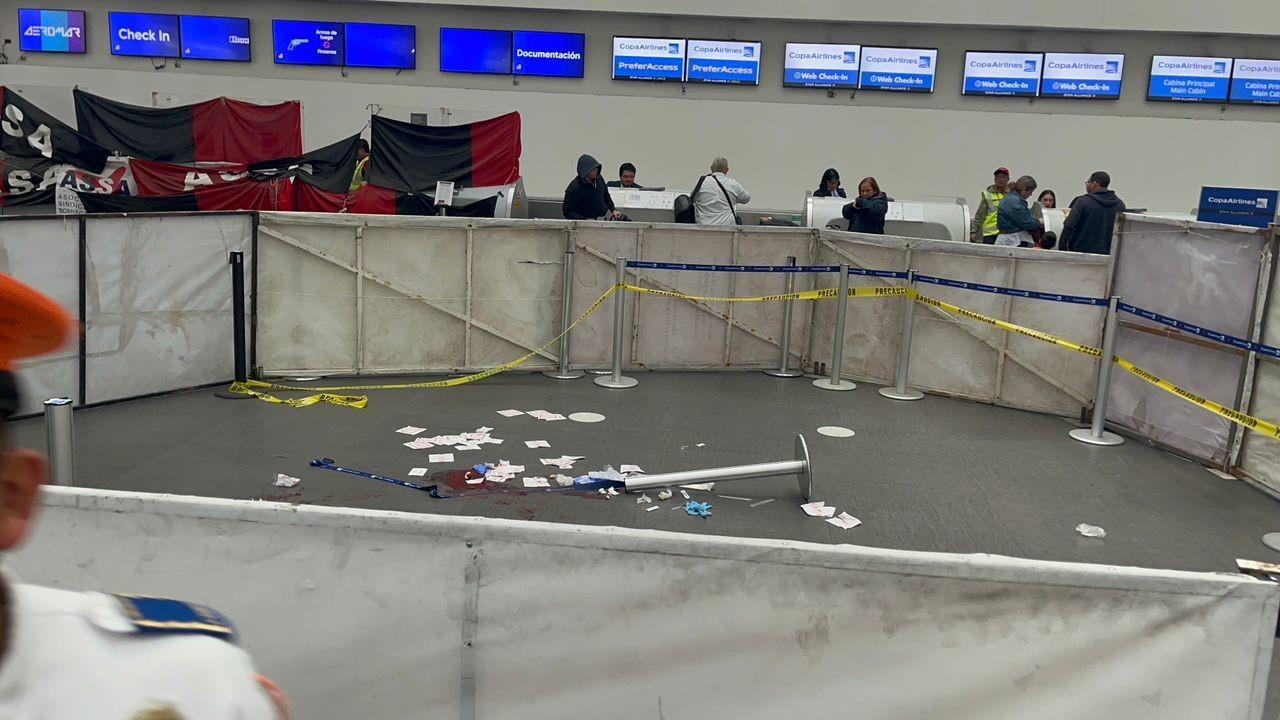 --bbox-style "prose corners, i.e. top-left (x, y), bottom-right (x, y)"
top-left (83, 214), bottom-right (252, 403)
top-left (811, 233), bottom-right (910, 383)
top-left (728, 229), bottom-right (817, 366)
top-left (1109, 215), bottom-right (1266, 462)
top-left (571, 223), bottom-right (640, 367)
top-left (21, 488), bottom-right (1274, 720)
top-left (0, 217), bottom-right (80, 414)
top-left (632, 227), bottom-right (734, 367)
top-left (469, 226), bottom-right (562, 368)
